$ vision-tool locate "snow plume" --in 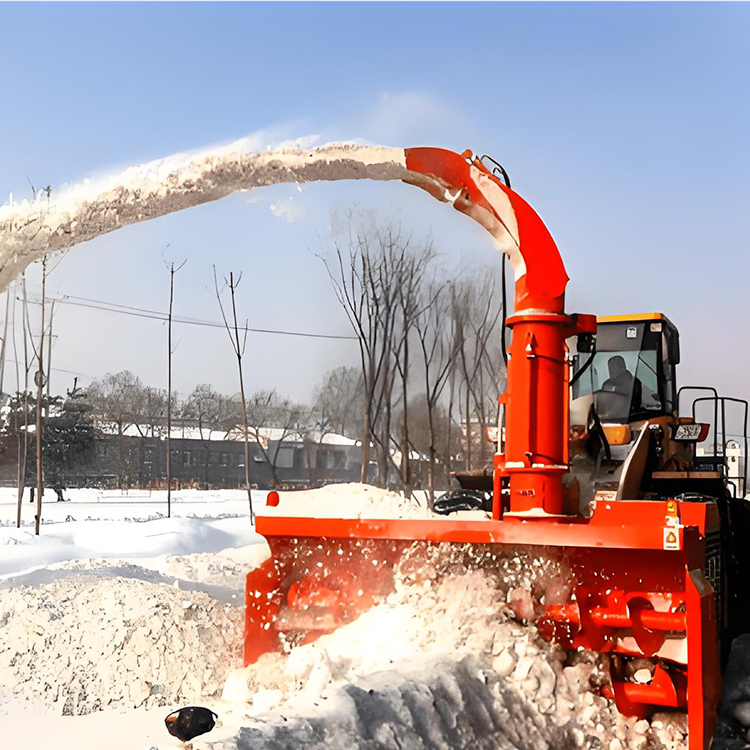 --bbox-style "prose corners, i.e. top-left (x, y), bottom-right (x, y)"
top-left (0, 139), bottom-right (408, 291)
top-left (269, 196), bottom-right (306, 223)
